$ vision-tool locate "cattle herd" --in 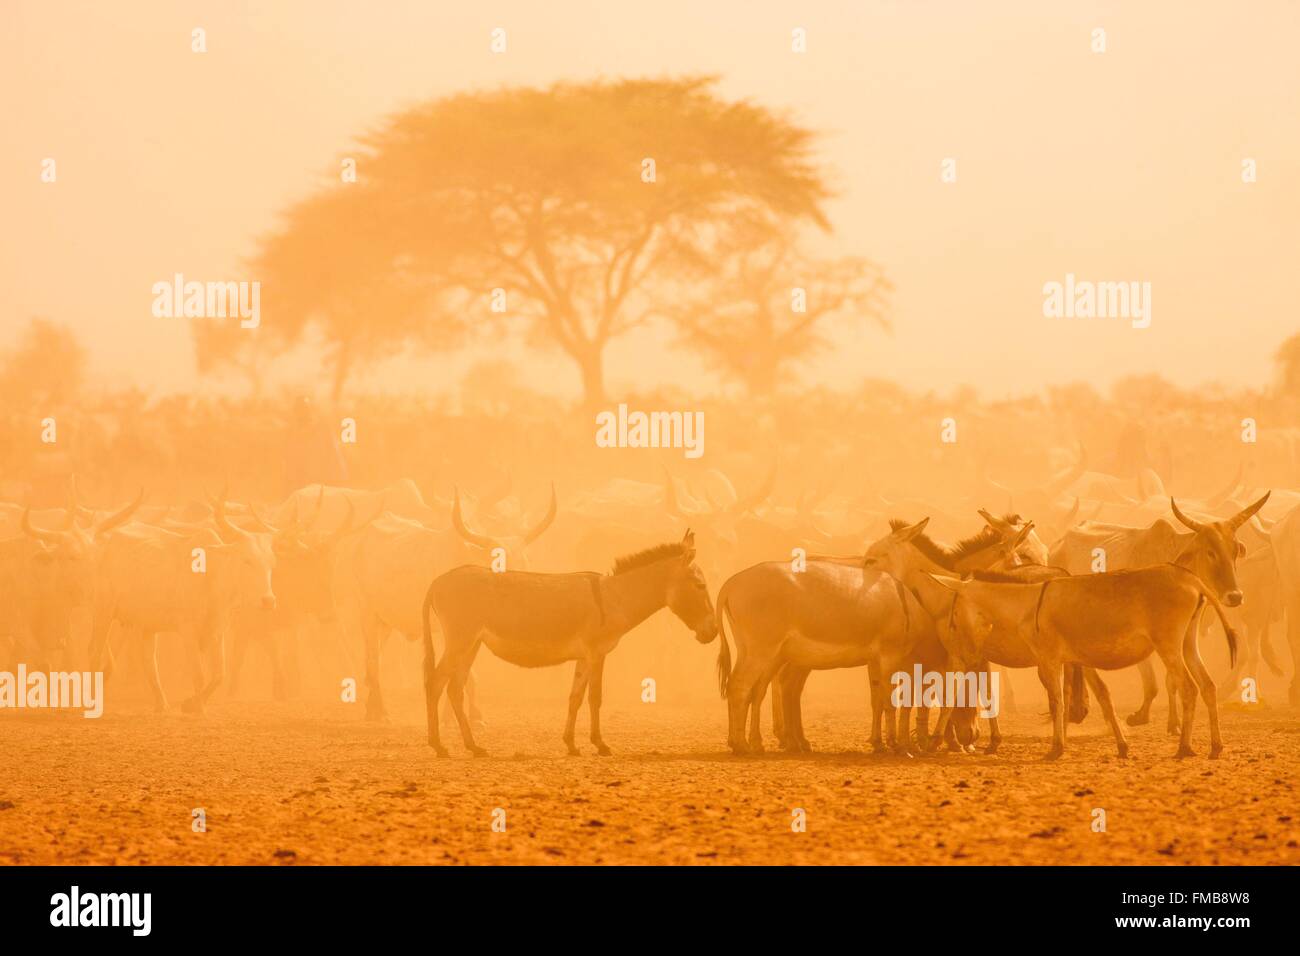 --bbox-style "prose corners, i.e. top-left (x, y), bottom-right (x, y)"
top-left (2, 452), bottom-right (1296, 764)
